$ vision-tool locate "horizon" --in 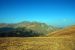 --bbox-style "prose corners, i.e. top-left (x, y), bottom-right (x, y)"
top-left (0, 0), bottom-right (75, 27)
